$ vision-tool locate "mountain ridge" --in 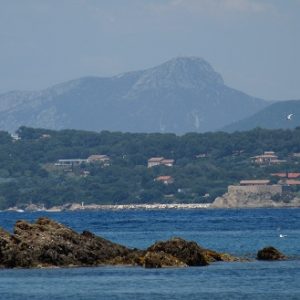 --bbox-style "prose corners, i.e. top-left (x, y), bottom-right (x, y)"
top-left (0, 57), bottom-right (270, 133)
top-left (222, 99), bottom-right (300, 132)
